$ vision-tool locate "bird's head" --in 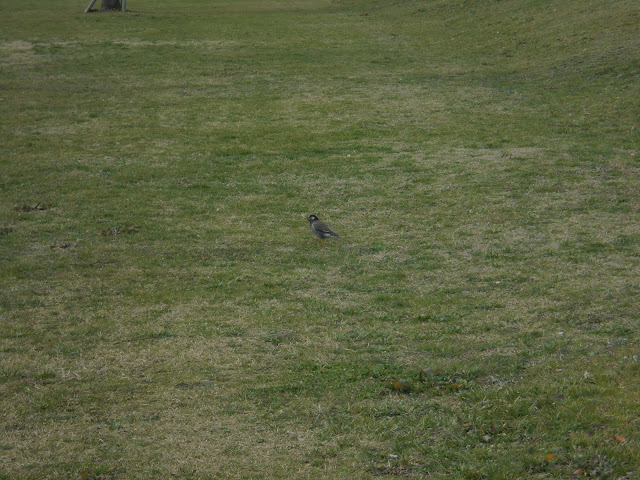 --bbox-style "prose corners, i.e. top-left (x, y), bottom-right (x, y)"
top-left (307, 214), bottom-right (318, 223)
